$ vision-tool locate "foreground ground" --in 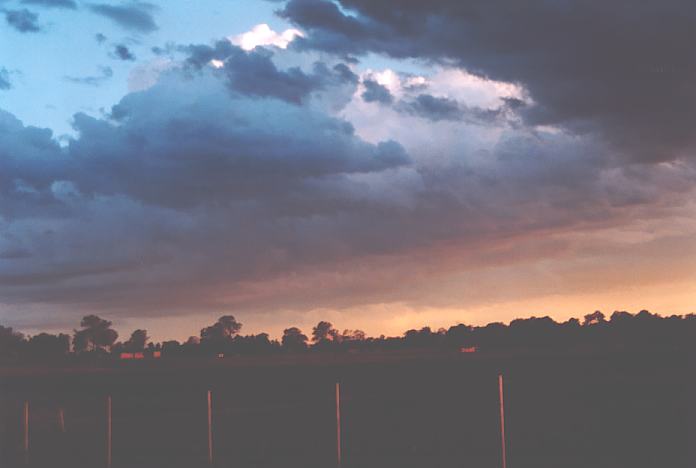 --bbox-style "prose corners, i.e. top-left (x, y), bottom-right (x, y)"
top-left (0, 349), bottom-right (693, 468)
